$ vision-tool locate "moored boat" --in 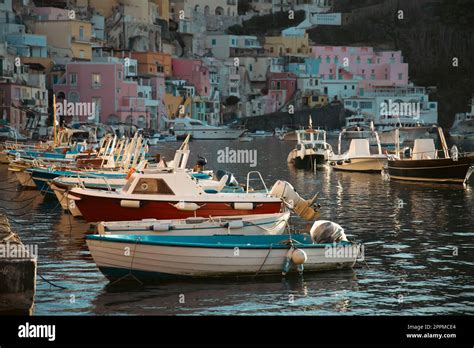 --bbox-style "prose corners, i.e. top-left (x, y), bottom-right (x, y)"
top-left (387, 127), bottom-right (474, 183)
top-left (287, 128), bottom-right (333, 169)
top-left (68, 171), bottom-right (320, 223)
top-left (86, 221), bottom-right (362, 281)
